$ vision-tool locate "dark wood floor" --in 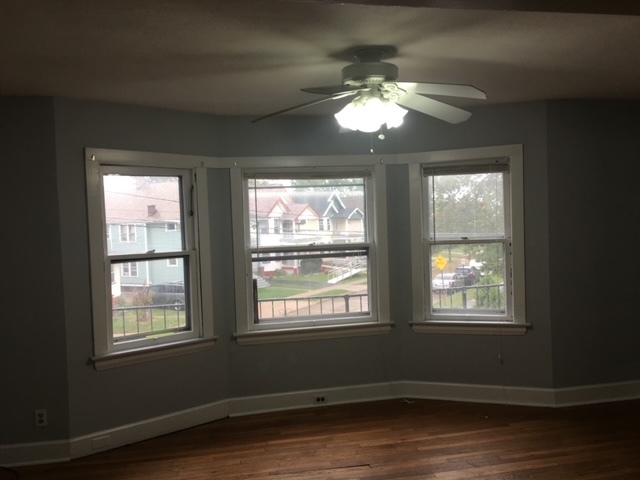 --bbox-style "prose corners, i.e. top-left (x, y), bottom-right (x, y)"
top-left (7, 397), bottom-right (640, 479)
